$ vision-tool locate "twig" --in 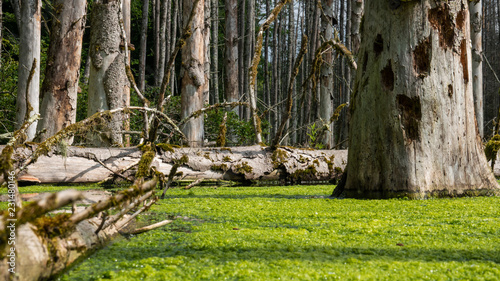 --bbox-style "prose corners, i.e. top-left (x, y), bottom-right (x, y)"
top-left (88, 153), bottom-right (134, 182)
top-left (127, 219), bottom-right (173, 235)
top-left (116, 198), bottom-right (157, 231)
top-left (160, 163), bottom-right (180, 199)
top-left (103, 190), bottom-right (154, 229)
top-left (184, 178), bottom-right (204, 190)
top-left (272, 35), bottom-right (308, 150)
